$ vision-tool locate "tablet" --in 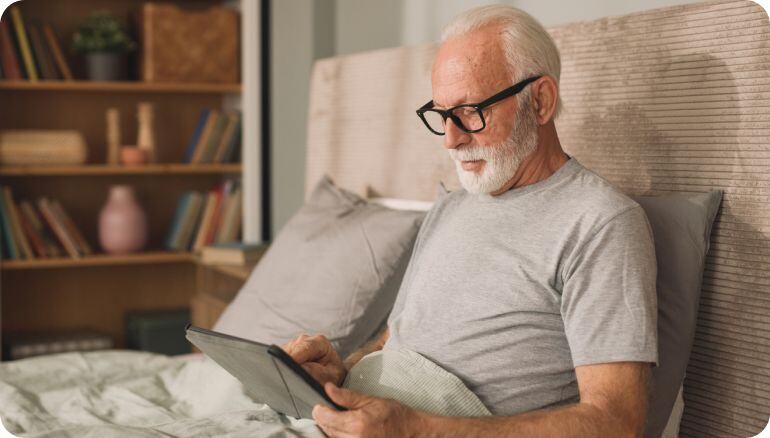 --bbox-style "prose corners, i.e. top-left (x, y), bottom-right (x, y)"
top-left (185, 325), bottom-right (345, 419)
